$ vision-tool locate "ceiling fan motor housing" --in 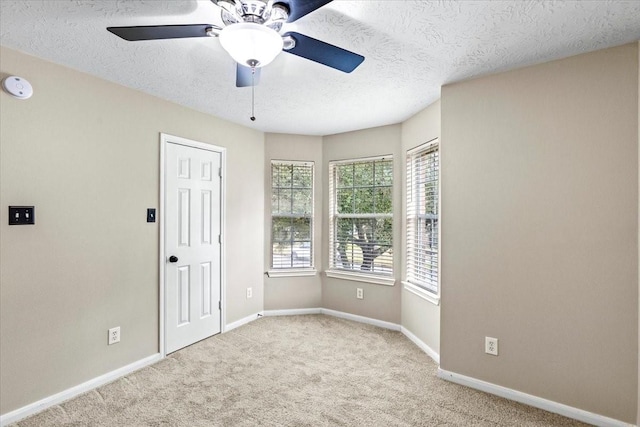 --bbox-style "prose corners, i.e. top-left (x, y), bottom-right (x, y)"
top-left (213, 0), bottom-right (289, 32)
